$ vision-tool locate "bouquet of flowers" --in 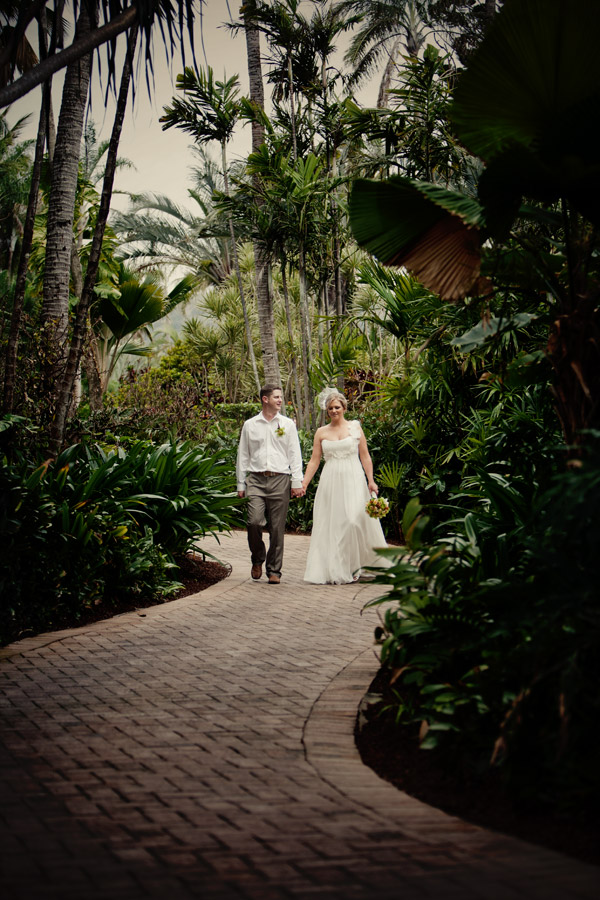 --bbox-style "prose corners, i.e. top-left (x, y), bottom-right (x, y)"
top-left (365, 495), bottom-right (390, 519)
